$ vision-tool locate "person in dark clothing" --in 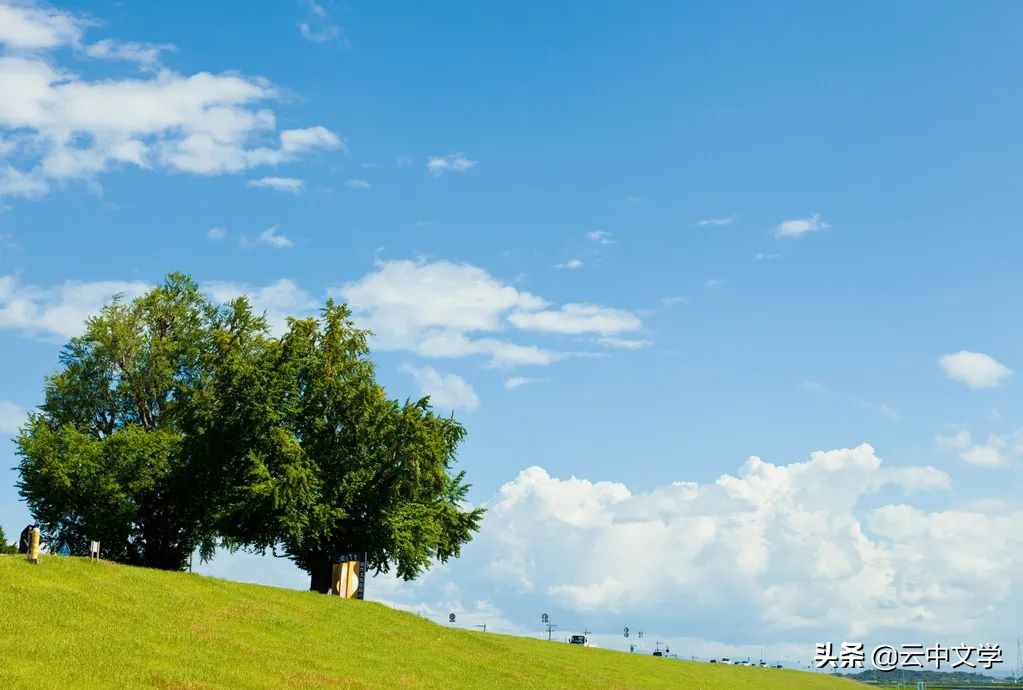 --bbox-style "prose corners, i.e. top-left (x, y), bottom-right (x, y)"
top-left (18, 524), bottom-right (34, 555)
